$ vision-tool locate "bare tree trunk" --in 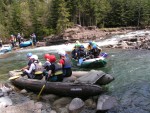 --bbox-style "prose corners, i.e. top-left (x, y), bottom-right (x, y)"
top-left (137, 0), bottom-right (141, 27)
top-left (78, 10), bottom-right (81, 25)
top-left (137, 9), bottom-right (141, 27)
